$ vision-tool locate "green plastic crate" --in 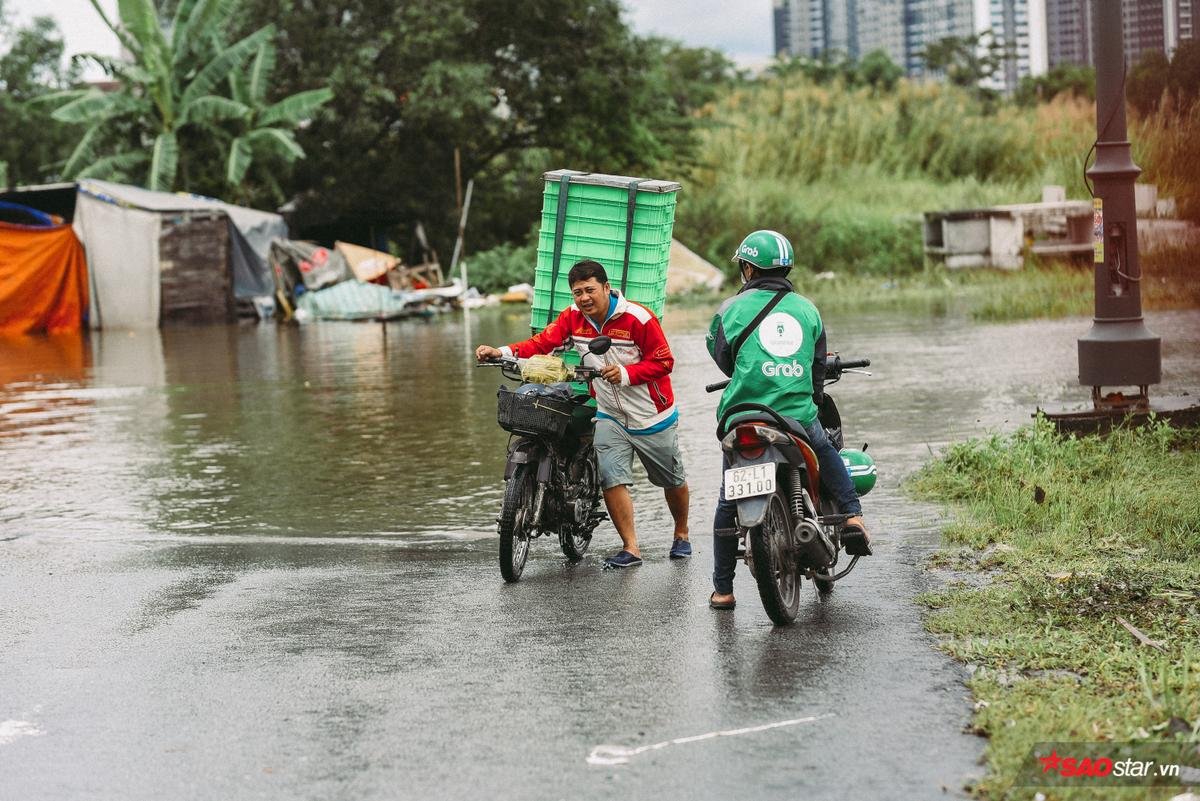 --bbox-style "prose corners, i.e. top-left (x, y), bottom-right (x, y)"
top-left (541, 180), bottom-right (677, 227)
top-left (538, 212), bottom-right (674, 247)
top-left (535, 231), bottom-right (671, 276)
top-left (533, 170), bottom-right (680, 331)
